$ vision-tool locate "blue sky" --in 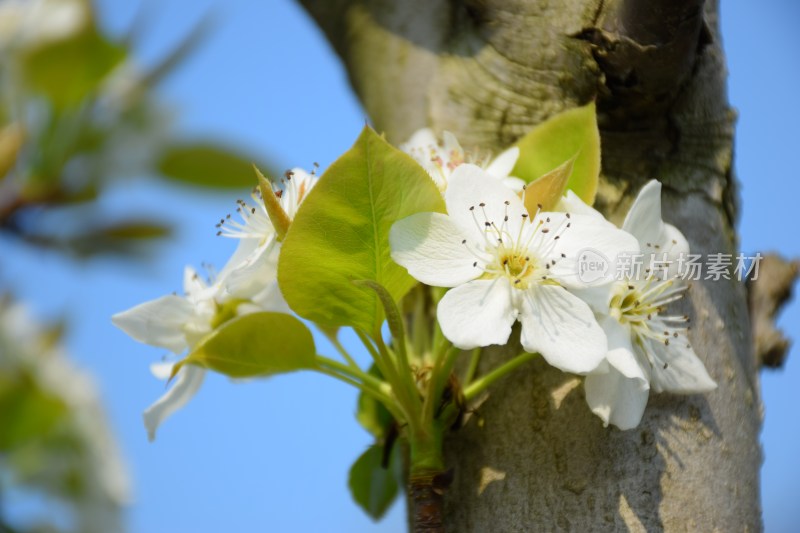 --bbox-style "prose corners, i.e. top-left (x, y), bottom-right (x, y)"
top-left (2, 0), bottom-right (798, 531)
